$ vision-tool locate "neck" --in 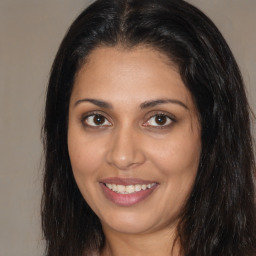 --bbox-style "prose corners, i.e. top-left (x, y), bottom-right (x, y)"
top-left (100, 225), bottom-right (182, 256)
